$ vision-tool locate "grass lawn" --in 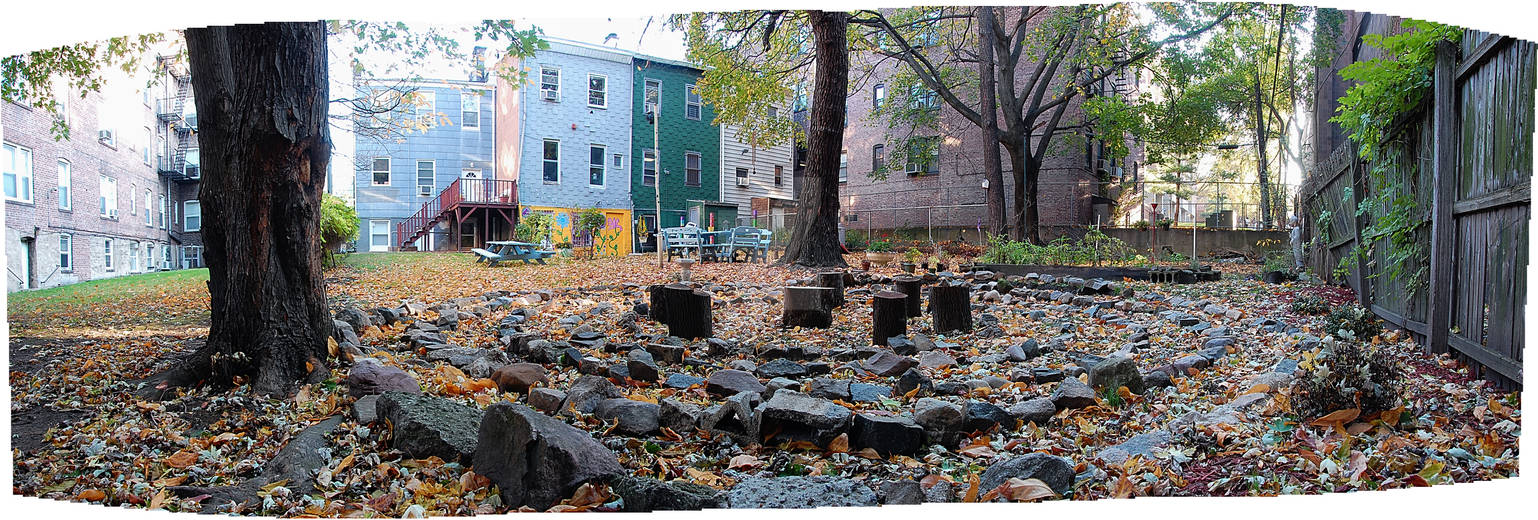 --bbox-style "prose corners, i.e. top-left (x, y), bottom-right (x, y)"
top-left (7, 268), bottom-right (213, 333)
